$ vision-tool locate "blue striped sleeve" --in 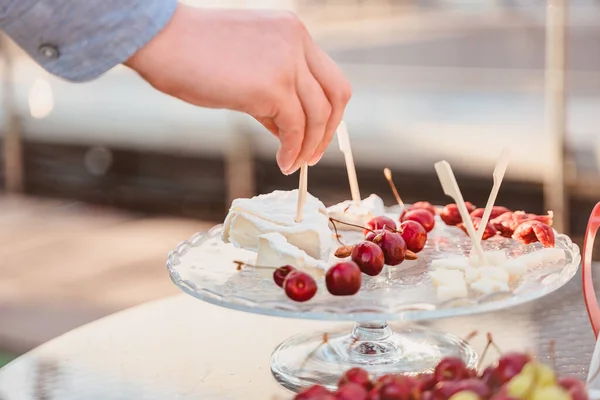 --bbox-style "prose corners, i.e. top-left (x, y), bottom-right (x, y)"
top-left (0, 0), bottom-right (178, 82)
